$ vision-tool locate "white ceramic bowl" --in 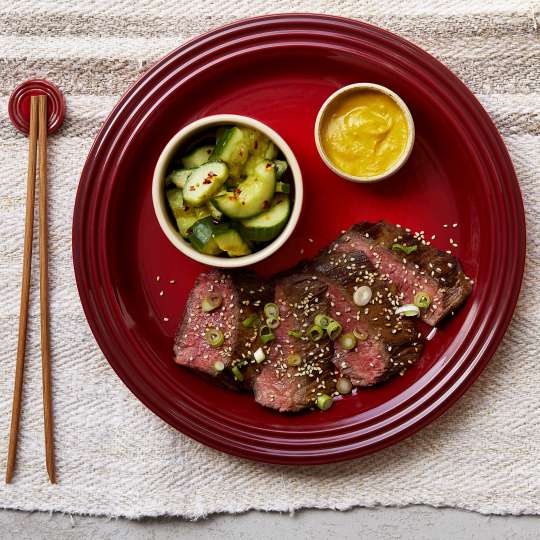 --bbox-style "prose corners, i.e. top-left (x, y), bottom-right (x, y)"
top-left (152, 114), bottom-right (303, 268)
top-left (314, 83), bottom-right (415, 183)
